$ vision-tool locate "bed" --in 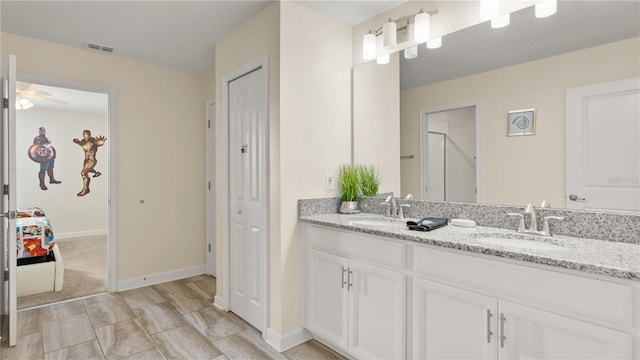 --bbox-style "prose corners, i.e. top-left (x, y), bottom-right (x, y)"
top-left (16, 207), bottom-right (64, 297)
